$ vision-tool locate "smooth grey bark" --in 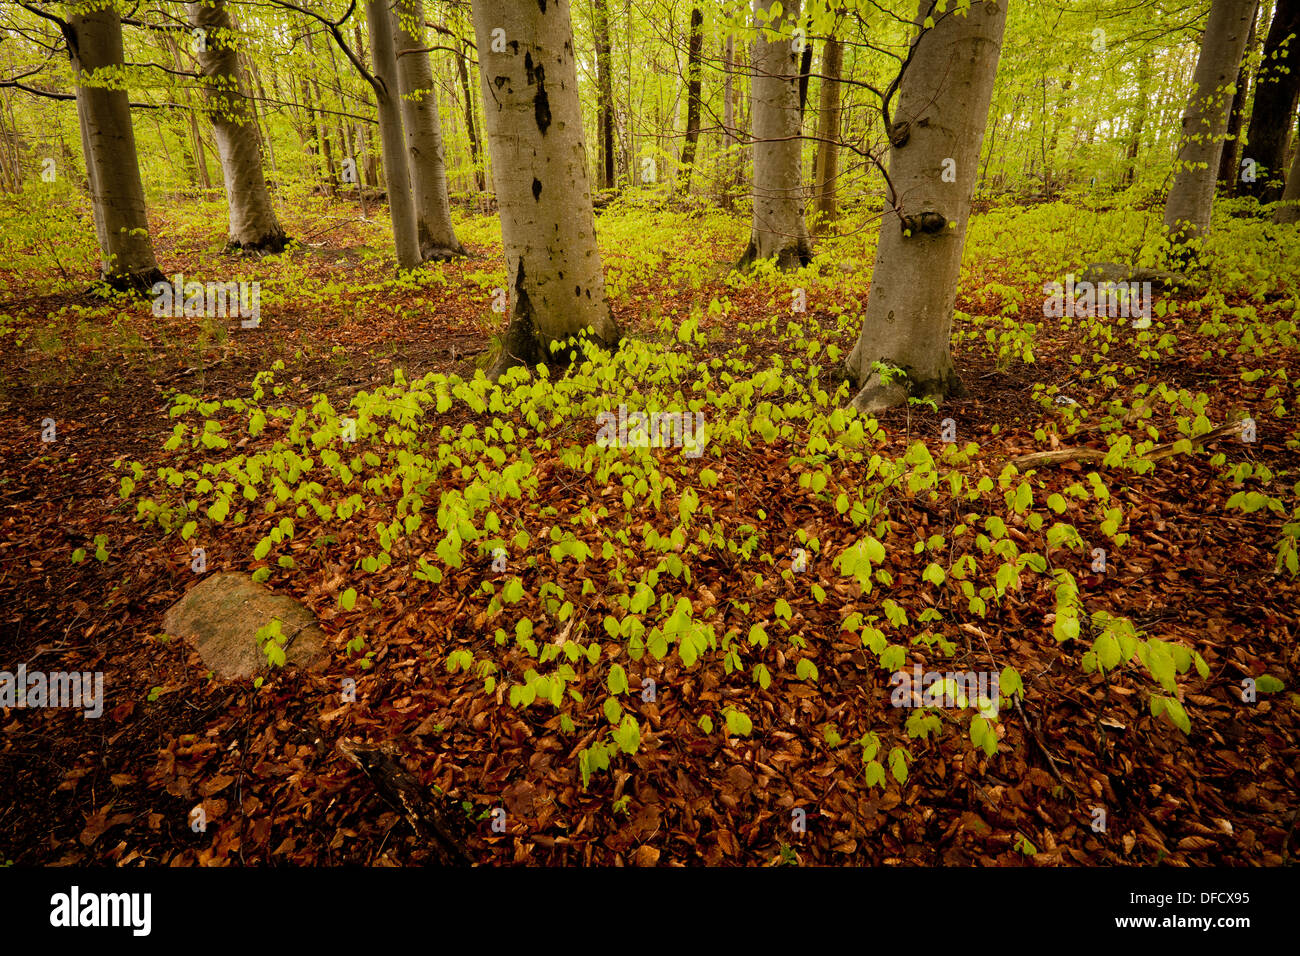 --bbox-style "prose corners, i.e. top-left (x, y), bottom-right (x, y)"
top-left (1163, 0), bottom-right (1258, 259)
top-left (187, 0), bottom-right (287, 252)
top-left (469, 0), bottom-right (620, 378)
top-left (1242, 0), bottom-right (1300, 201)
top-left (70, 2), bottom-right (163, 291)
top-left (738, 0), bottom-right (812, 269)
top-left (392, 0), bottom-right (466, 260)
top-left (845, 0), bottom-right (1009, 413)
top-left (365, 0), bottom-right (421, 270)
top-left (1217, 6), bottom-right (1259, 191)
top-left (812, 34), bottom-right (843, 231)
